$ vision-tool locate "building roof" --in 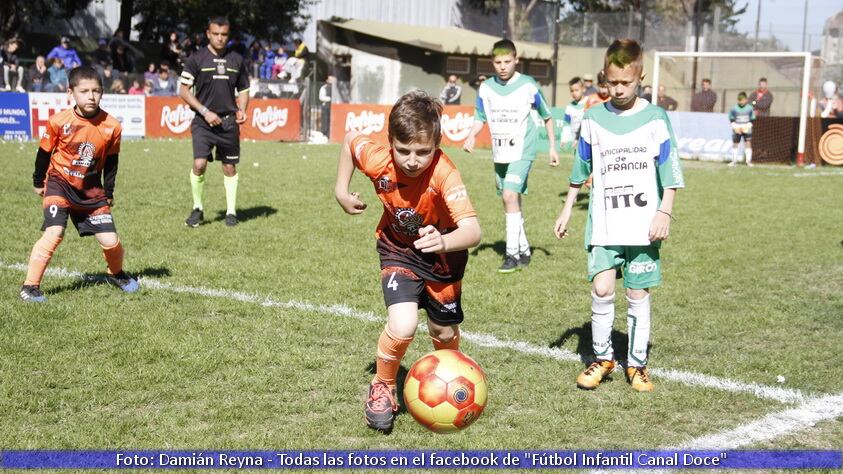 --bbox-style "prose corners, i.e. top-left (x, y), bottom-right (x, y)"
top-left (327, 18), bottom-right (554, 60)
